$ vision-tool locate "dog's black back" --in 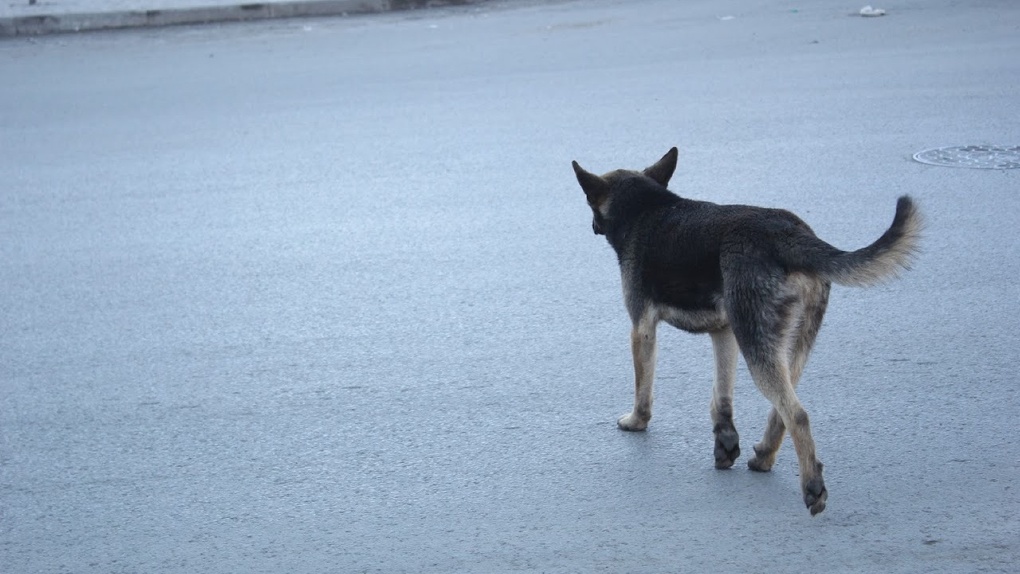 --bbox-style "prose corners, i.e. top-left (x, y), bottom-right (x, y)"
top-left (585, 164), bottom-right (918, 327)
top-left (595, 169), bottom-right (833, 333)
